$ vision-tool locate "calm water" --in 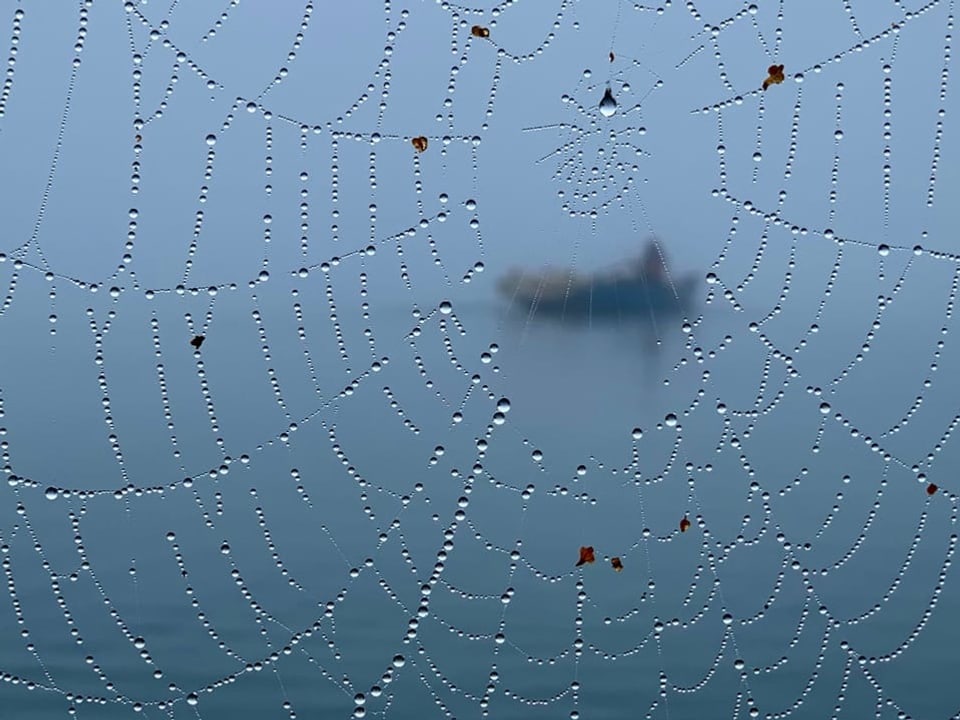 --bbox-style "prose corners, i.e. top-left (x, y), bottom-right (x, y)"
top-left (2, 288), bottom-right (958, 719)
top-left (3, 1), bottom-right (958, 716)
